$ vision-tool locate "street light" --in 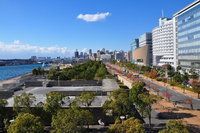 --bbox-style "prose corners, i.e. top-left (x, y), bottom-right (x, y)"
top-left (120, 115), bottom-right (125, 121)
top-left (58, 76), bottom-right (60, 86)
